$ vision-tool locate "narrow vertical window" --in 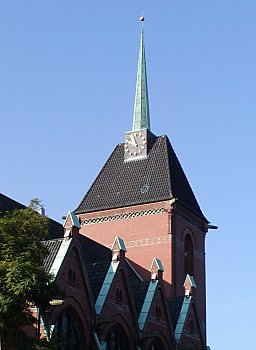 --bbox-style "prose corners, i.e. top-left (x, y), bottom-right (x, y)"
top-left (184, 235), bottom-right (194, 276)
